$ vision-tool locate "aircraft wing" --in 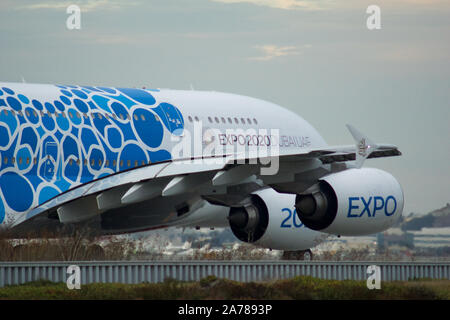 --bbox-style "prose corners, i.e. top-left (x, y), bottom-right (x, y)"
top-left (10, 125), bottom-right (401, 233)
